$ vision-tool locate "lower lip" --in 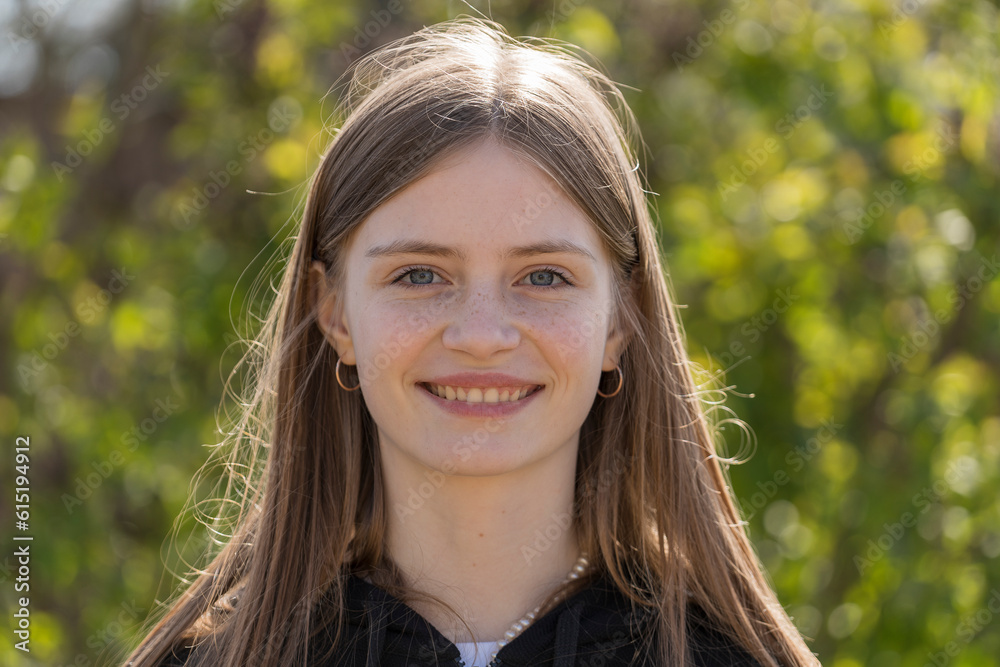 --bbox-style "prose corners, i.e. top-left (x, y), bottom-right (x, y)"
top-left (416, 383), bottom-right (544, 418)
